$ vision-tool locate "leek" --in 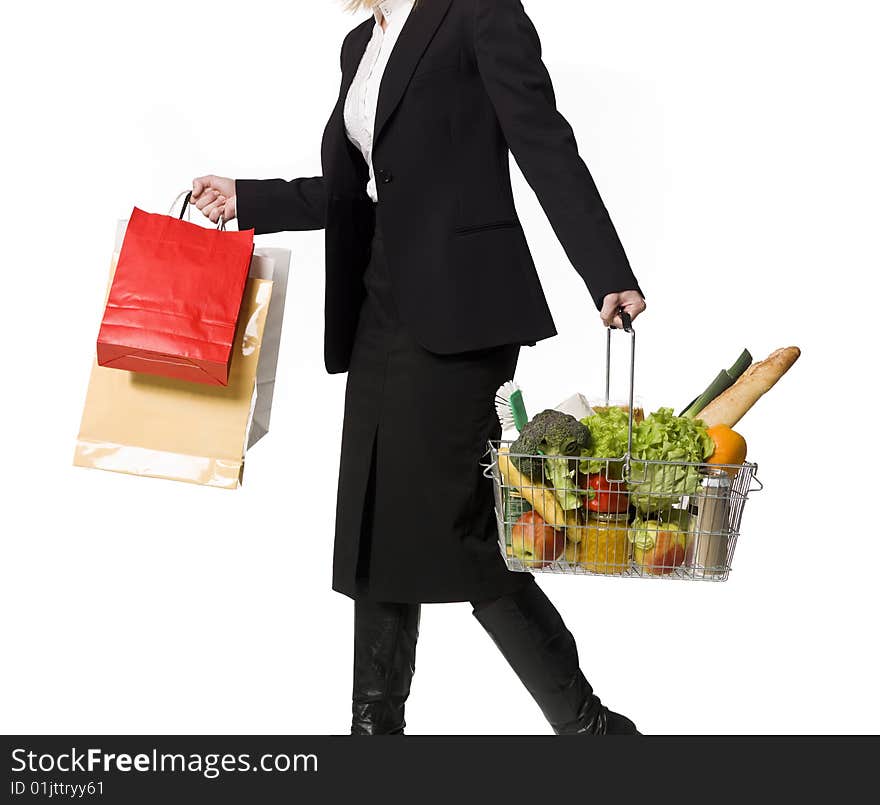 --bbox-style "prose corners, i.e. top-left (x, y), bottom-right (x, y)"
top-left (727, 348), bottom-right (752, 382)
top-left (680, 349), bottom-right (752, 418)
